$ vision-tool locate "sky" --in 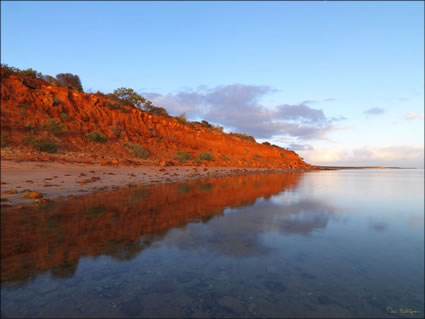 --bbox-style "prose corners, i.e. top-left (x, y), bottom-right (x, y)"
top-left (1, 1), bottom-right (424, 167)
